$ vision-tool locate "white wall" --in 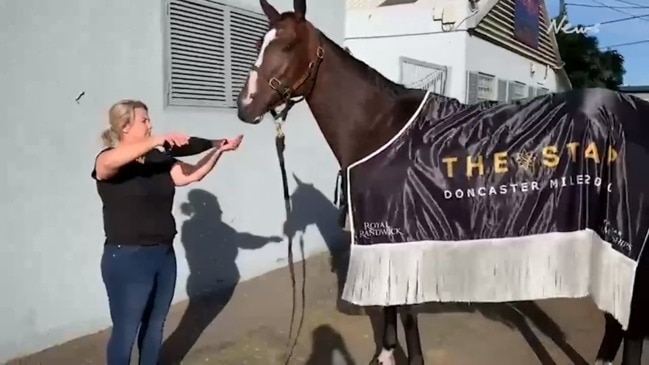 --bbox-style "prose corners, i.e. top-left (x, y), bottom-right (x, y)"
top-left (465, 36), bottom-right (564, 94)
top-left (0, 0), bottom-right (344, 361)
top-left (344, 4), bottom-right (568, 103)
top-left (344, 7), bottom-right (468, 101)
